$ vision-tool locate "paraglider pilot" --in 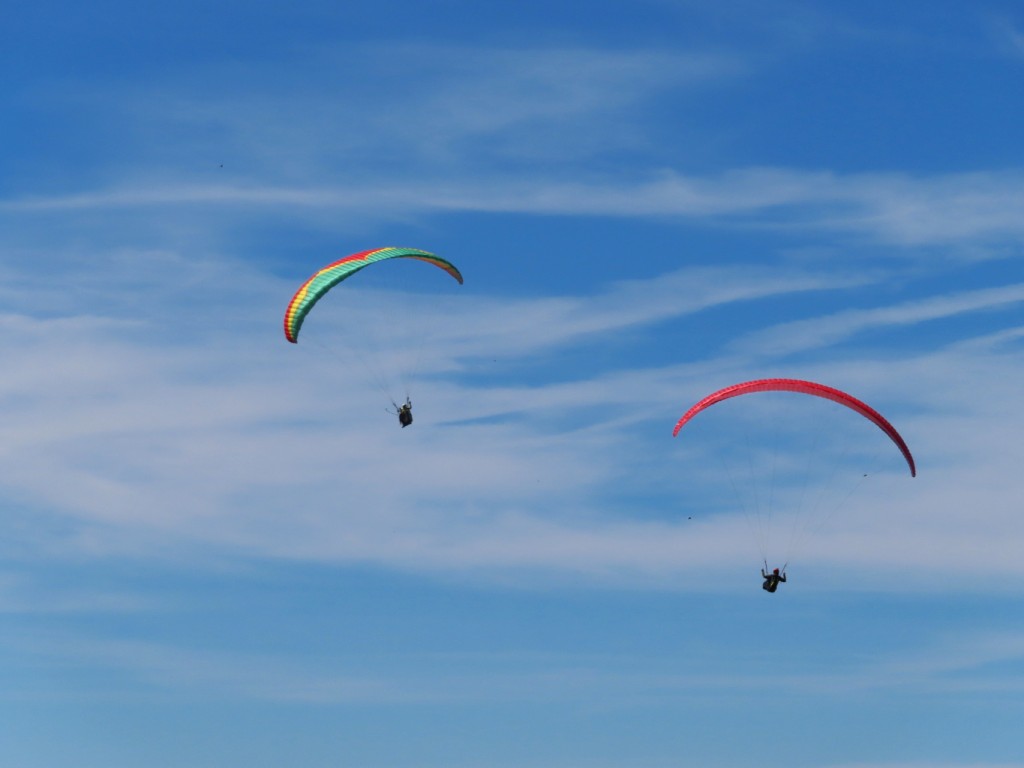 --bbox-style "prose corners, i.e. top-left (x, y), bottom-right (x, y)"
top-left (397, 398), bottom-right (413, 428)
top-left (761, 566), bottom-right (786, 593)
